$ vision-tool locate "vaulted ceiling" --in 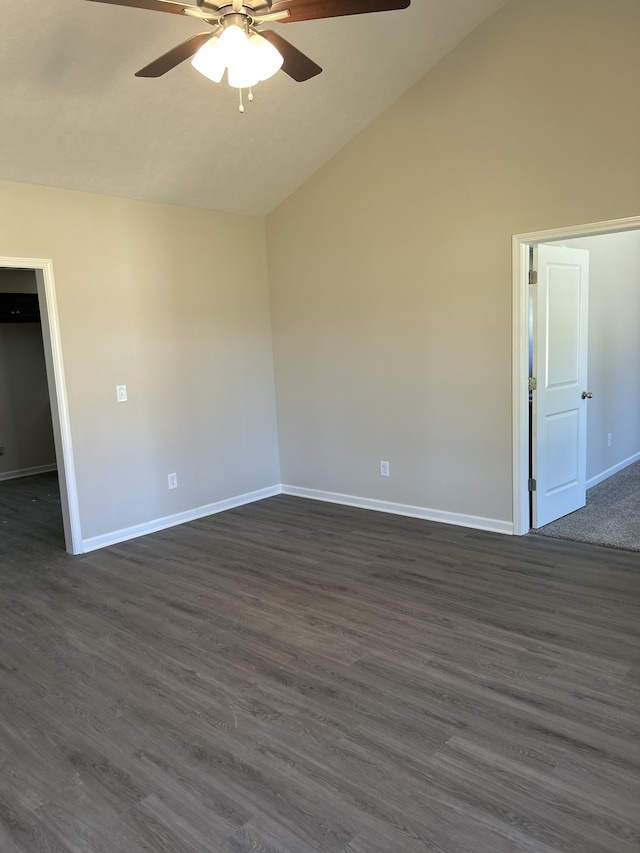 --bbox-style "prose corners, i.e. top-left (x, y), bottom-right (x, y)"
top-left (2, 0), bottom-right (508, 216)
